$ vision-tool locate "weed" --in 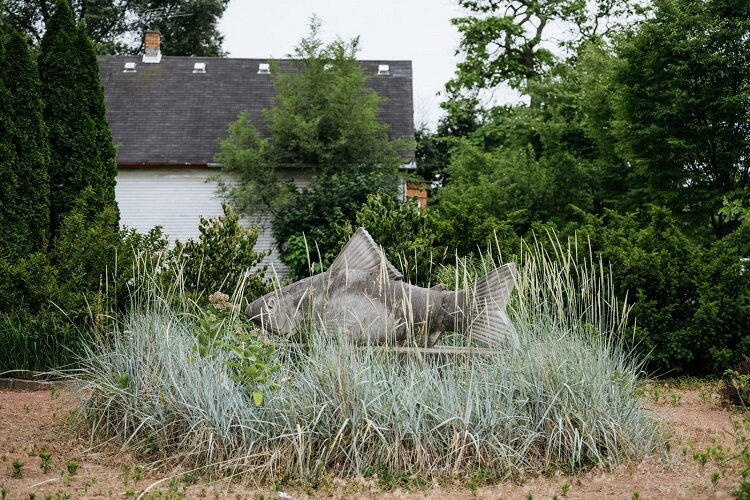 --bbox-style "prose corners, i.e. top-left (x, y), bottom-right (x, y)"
top-left (669, 393), bottom-right (682, 406)
top-left (11, 459), bottom-right (24, 478)
top-left (66, 460), bottom-right (78, 476)
top-left (712, 471), bottom-right (721, 485)
top-left (560, 480), bottom-right (571, 496)
top-left (23, 404), bottom-right (30, 414)
top-left (39, 449), bottom-right (52, 473)
top-left (632, 493), bottom-right (641, 500)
